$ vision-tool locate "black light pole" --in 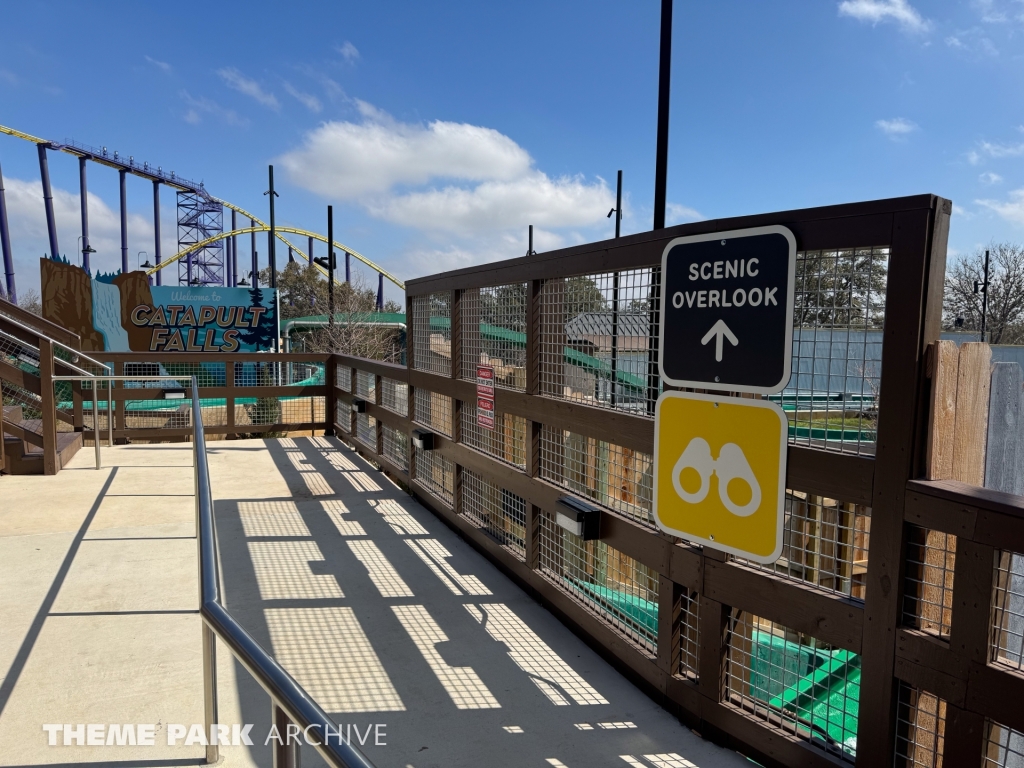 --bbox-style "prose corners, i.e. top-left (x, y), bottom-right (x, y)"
top-left (527, 224), bottom-right (536, 256)
top-left (328, 206), bottom-right (335, 332)
top-left (264, 166), bottom-right (279, 289)
top-left (975, 249), bottom-right (991, 341)
top-left (314, 206), bottom-right (336, 334)
top-left (653, 0), bottom-right (673, 230)
top-left (648, 0), bottom-right (673, 414)
top-left (607, 170), bottom-right (623, 406)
